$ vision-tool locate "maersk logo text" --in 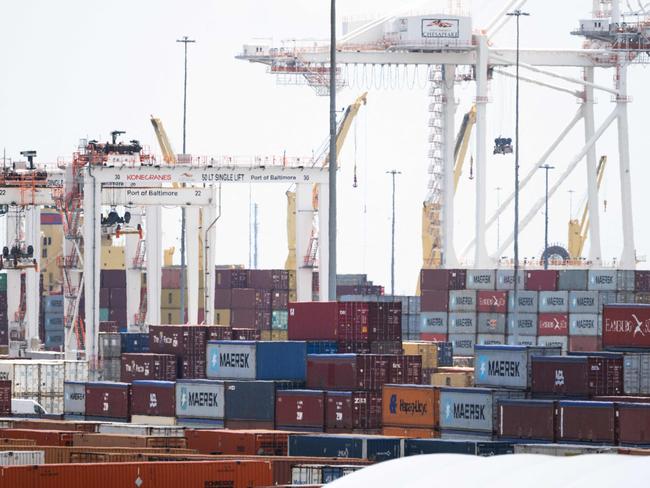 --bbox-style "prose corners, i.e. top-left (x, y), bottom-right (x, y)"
top-left (487, 360), bottom-right (520, 377)
top-left (220, 352), bottom-right (250, 368)
top-left (452, 403), bottom-right (485, 420)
